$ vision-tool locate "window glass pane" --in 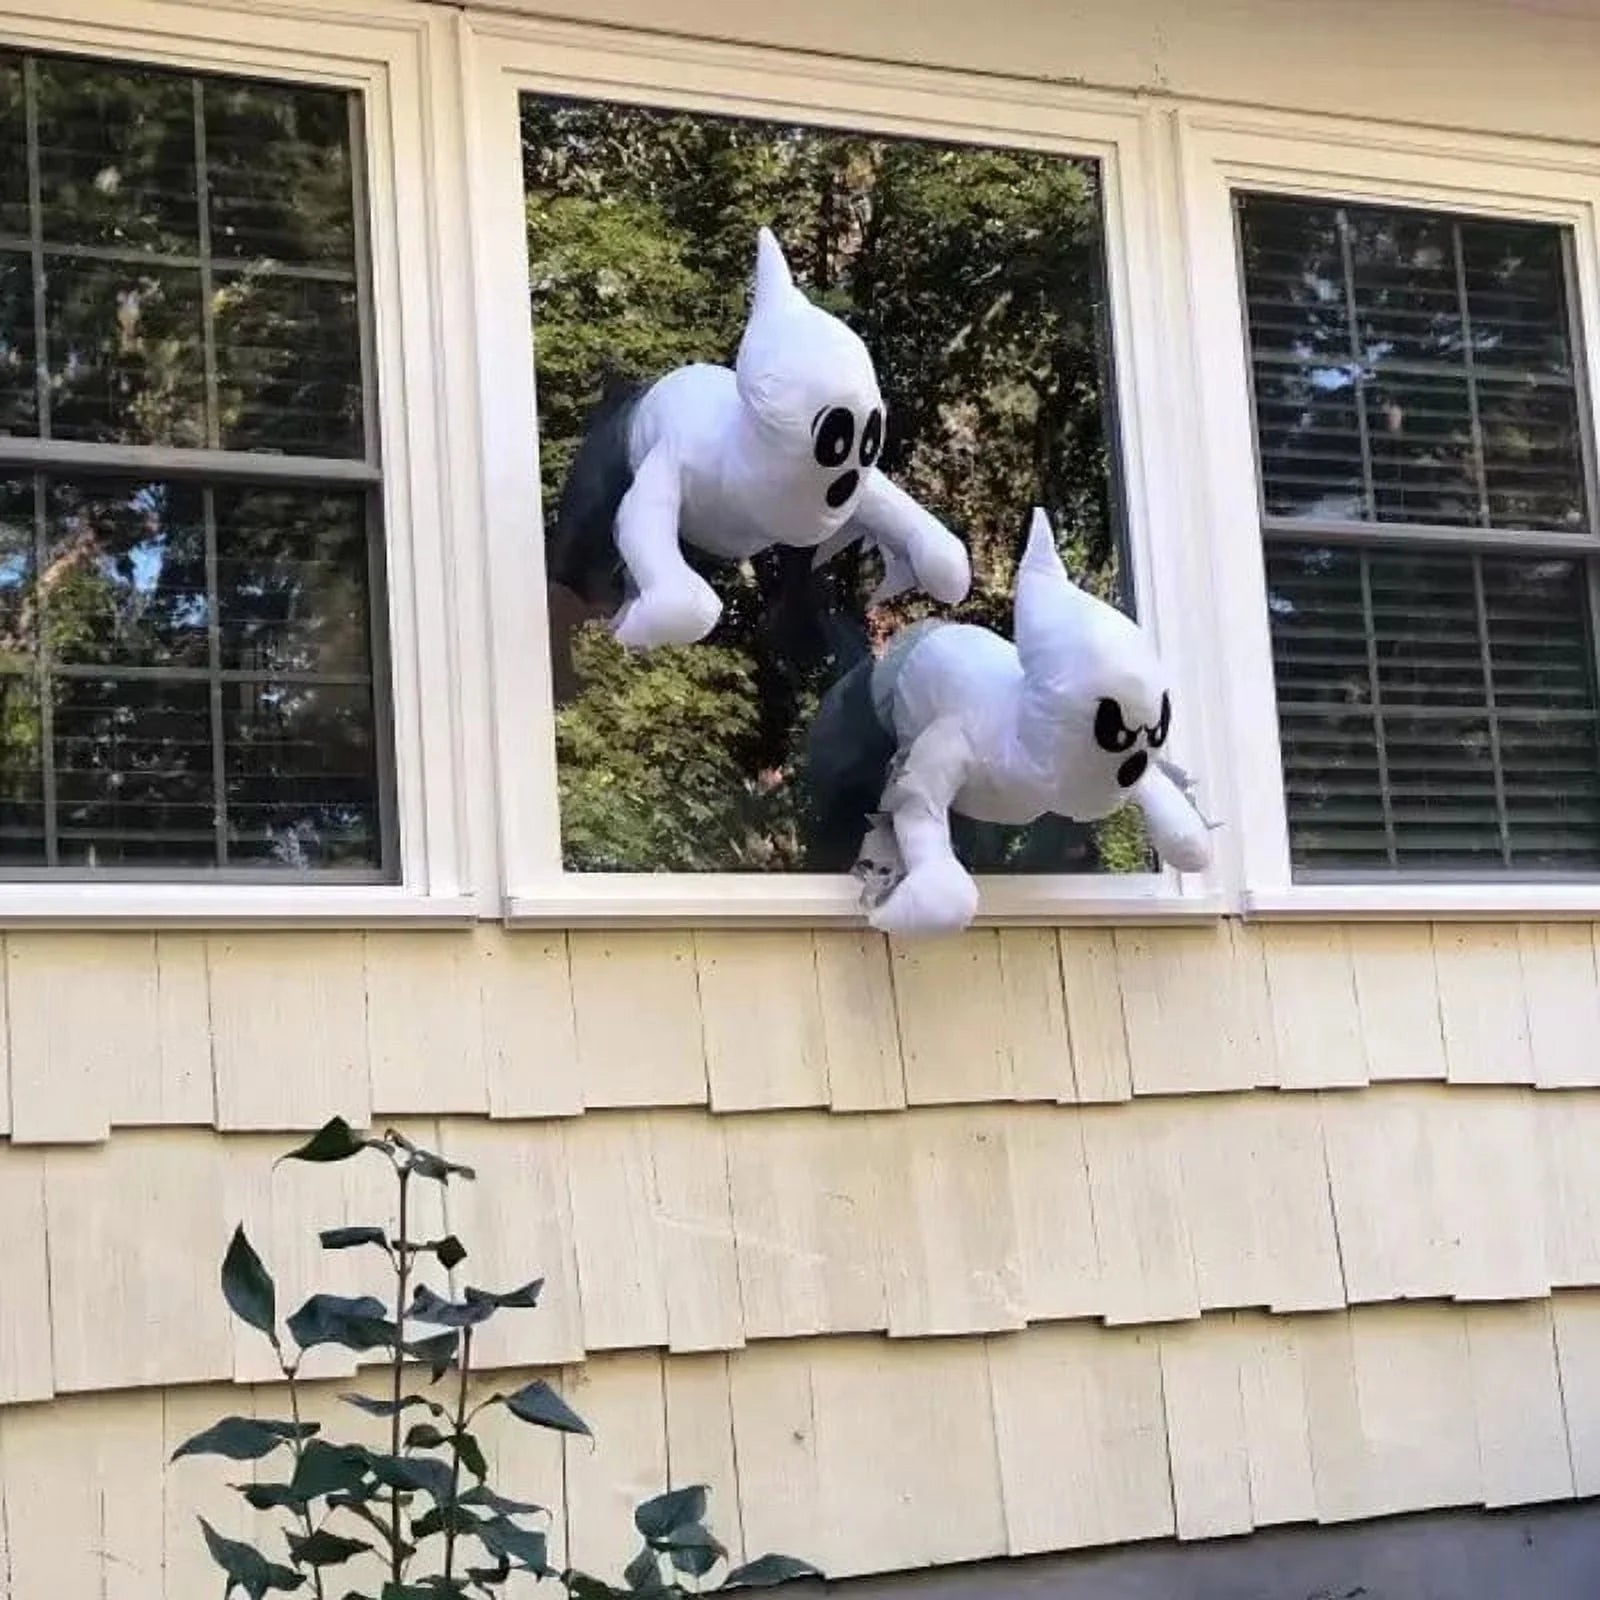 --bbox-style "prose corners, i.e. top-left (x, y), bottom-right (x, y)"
top-left (526, 94), bottom-right (1132, 876)
top-left (0, 477), bottom-right (34, 659)
top-left (44, 259), bottom-right (207, 447)
top-left (203, 80), bottom-right (356, 266)
top-left (0, 58), bottom-right (29, 238)
top-left (213, 274), bottom-right (363, 455)
top-left (34, 54), bottom-right (198, 253)
top-left (215, 486), bottom-right (371, 676)
top-left (223, 679), bottom-right (380, 869)
top-left (1237, 193), bottom-right (1590, 535)
top-left (45, 477), bottom-right (208, 668)
top-left (1267, 542), bottom-right (1600, 875)
top-left (0, 674), bottom-right (43, 861)
top-left (0, 252), bottom-right (37, 437)
top-left (53, 674), bottom-right (215, 868)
